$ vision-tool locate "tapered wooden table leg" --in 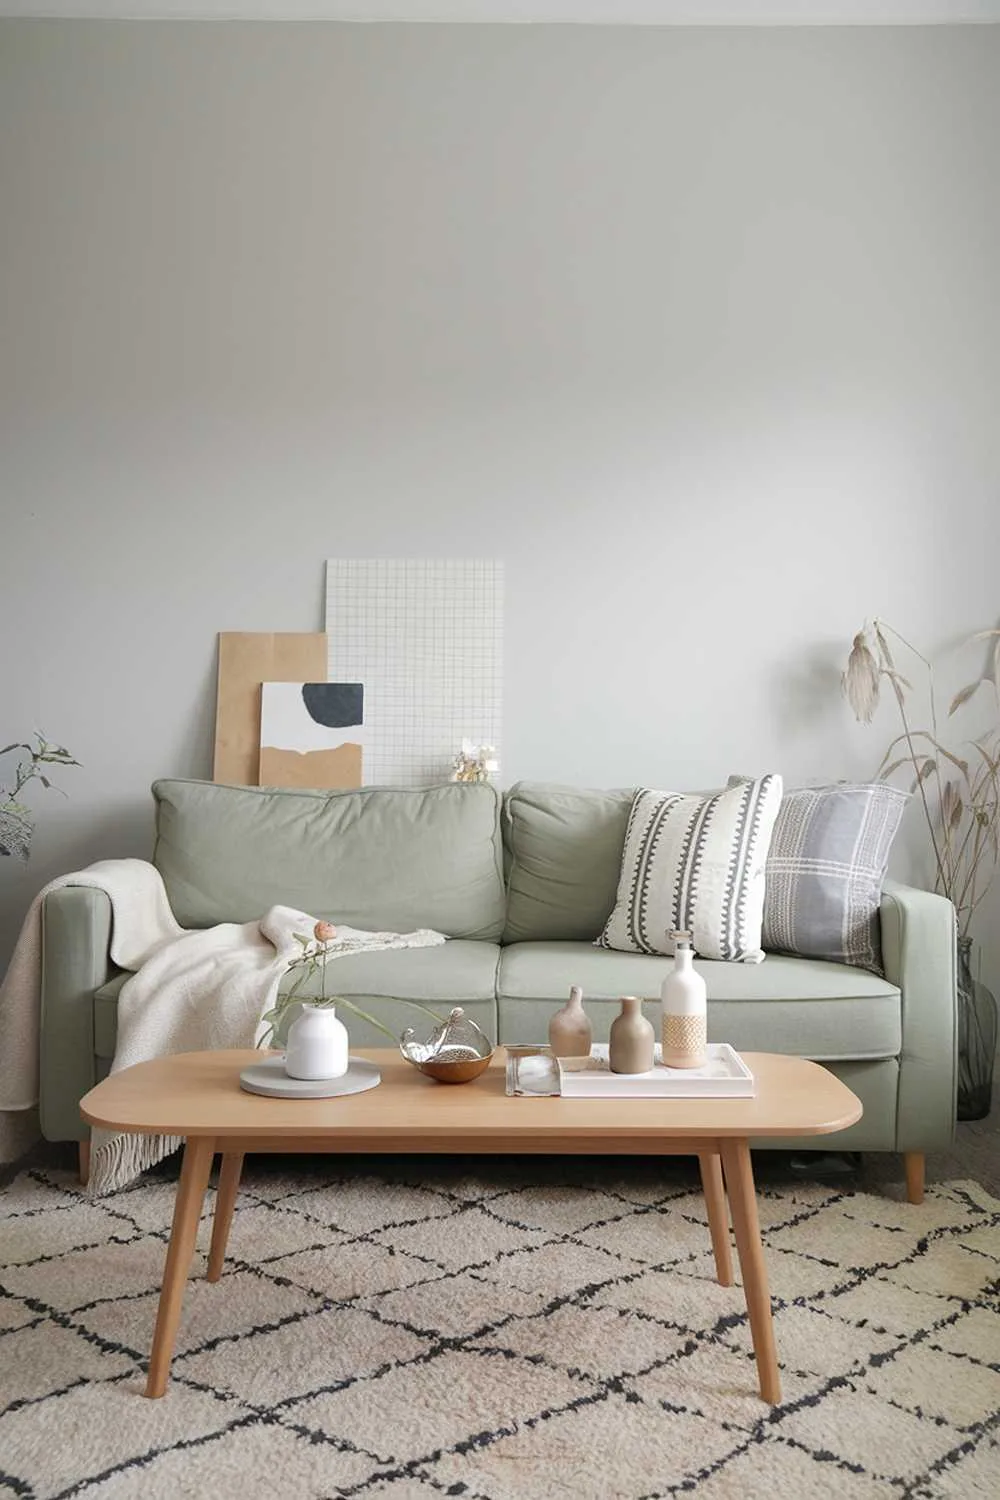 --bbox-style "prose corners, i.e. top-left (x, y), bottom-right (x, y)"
top-left (720, 1138), bottom-right (781, 1404)
top-left (207, 1150), bottom-right (244, 1283)
top-left (145, 1136), bottom-right (215, 1398)
top-left (698, 1151), bottom-right (733, 1286)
